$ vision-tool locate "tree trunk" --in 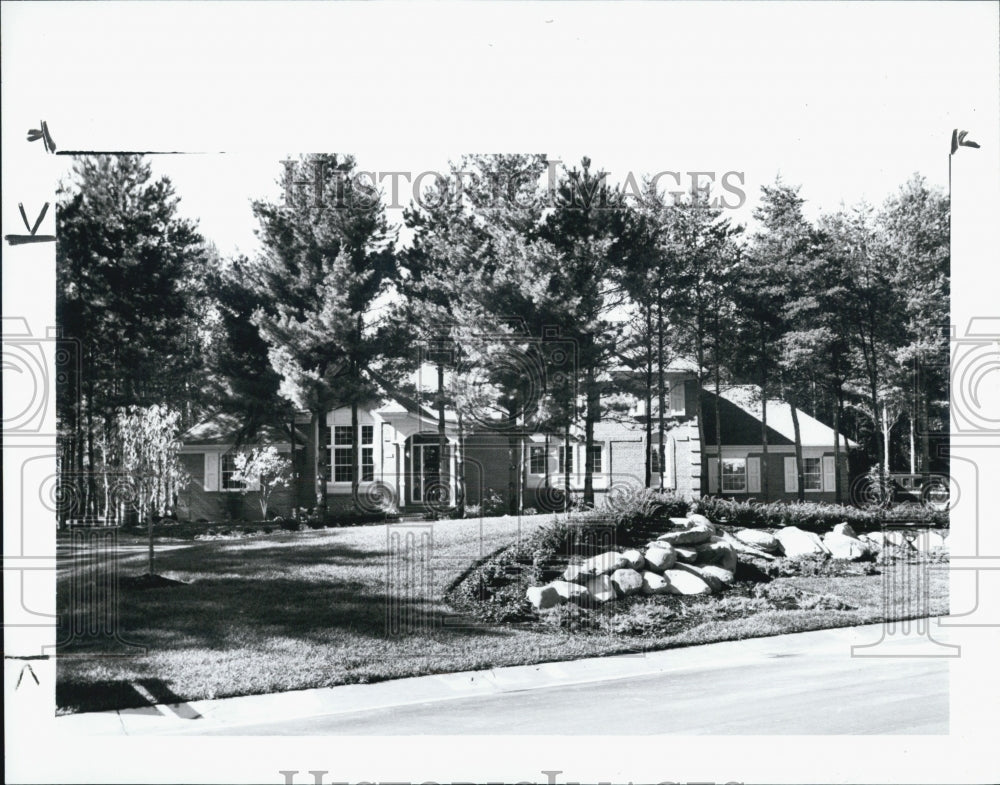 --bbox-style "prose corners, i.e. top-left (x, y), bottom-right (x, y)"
top-left (313, 412), bottom-right (327, 518)
top-left (563, 420), bottom-right (571, 512)
top-left (833, 385), bottom-right (843, 504)
top-left (456, 410), bottom-right (466, 518)
top-left (760, 351), bottom-right (770, 503)
top-left (656, 295), bottom-right (667, 492)
top-left (437, 359), bottom-right (448, 505)
top-left (583, 365), bottom-right (597, 506)
top-left (909, 412), bottom-right (916, 475)
top-left (351, 401), bottom-right (360, 510)
top-left (289, 416), bottom-right (298, 515)
top-left (714, 346), bottom-right (723, 497)
top-left (644, 303), bottom-right (653, 488)
top-left (787, 387), bottom-right (805, 503)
